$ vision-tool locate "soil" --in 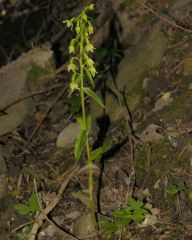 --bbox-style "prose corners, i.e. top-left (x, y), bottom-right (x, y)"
top-left (0, 0), bottom-right (192, 240)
